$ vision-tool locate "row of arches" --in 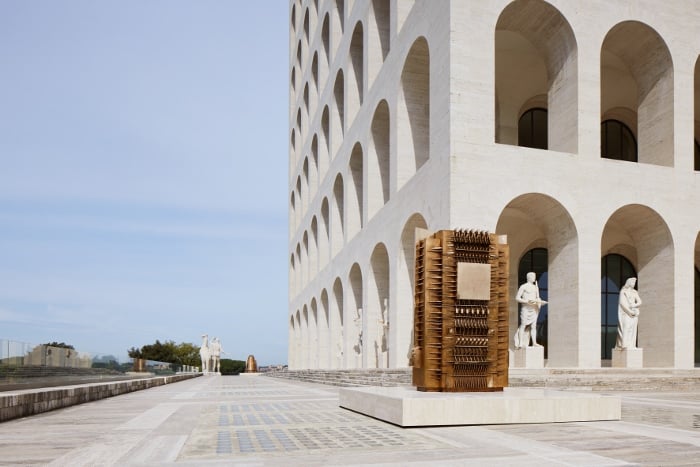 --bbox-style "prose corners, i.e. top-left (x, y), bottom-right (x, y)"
top-left (289, 213), bottom-right (428, 369)
top-left (291, 193), bottom-right (700, 369)
top-left (496, 0), bottom-right (698, 170)
top-left (290, 0), bottom-right (390, 172)
top-left (289, 36), bottom-right (429, 242)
